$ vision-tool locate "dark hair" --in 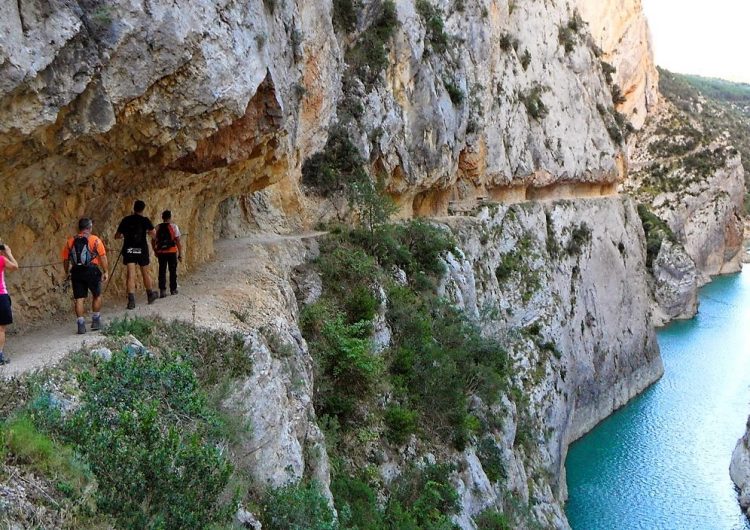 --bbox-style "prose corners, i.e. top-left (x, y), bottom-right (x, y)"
top-left (134, 200), bottom-right (146, 213)
top-left (78, 218), bottom-right (93, 231)
top-left (162, 210), bottom-right (172, 221)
